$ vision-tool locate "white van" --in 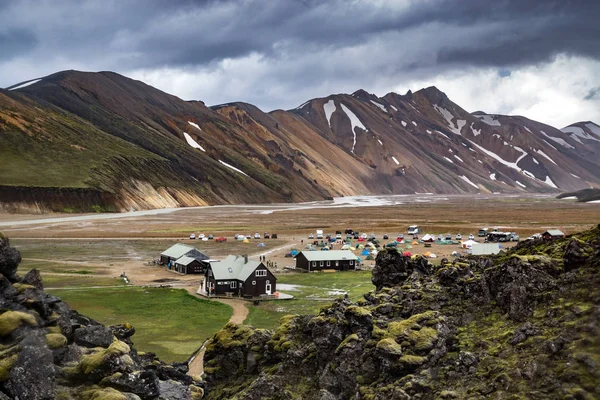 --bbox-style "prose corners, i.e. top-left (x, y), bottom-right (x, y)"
top-left (408, 225), bottom-right (421, 235)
